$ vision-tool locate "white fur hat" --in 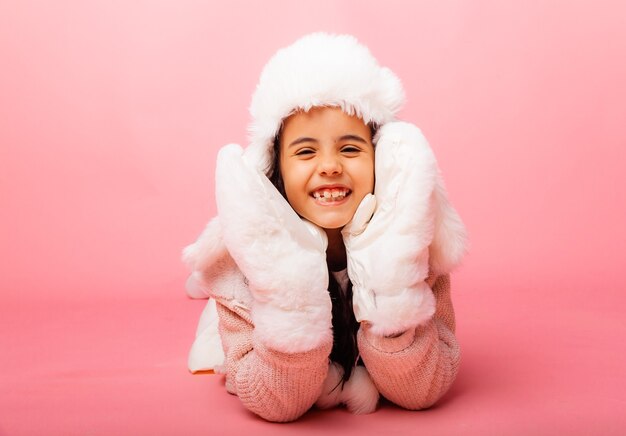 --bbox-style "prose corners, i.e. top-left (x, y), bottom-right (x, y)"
top-left (245, 32), bottom-right (406, 174)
